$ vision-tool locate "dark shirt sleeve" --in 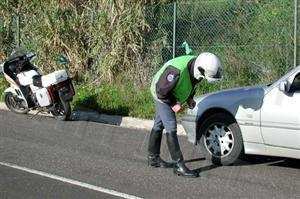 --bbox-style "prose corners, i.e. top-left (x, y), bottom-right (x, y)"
top-left (156, 66), bottom-right (180, 105)
top-left (188, 88), bottom-right (196, 100)
top-left (187, 78), bottom-right (202, 100)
